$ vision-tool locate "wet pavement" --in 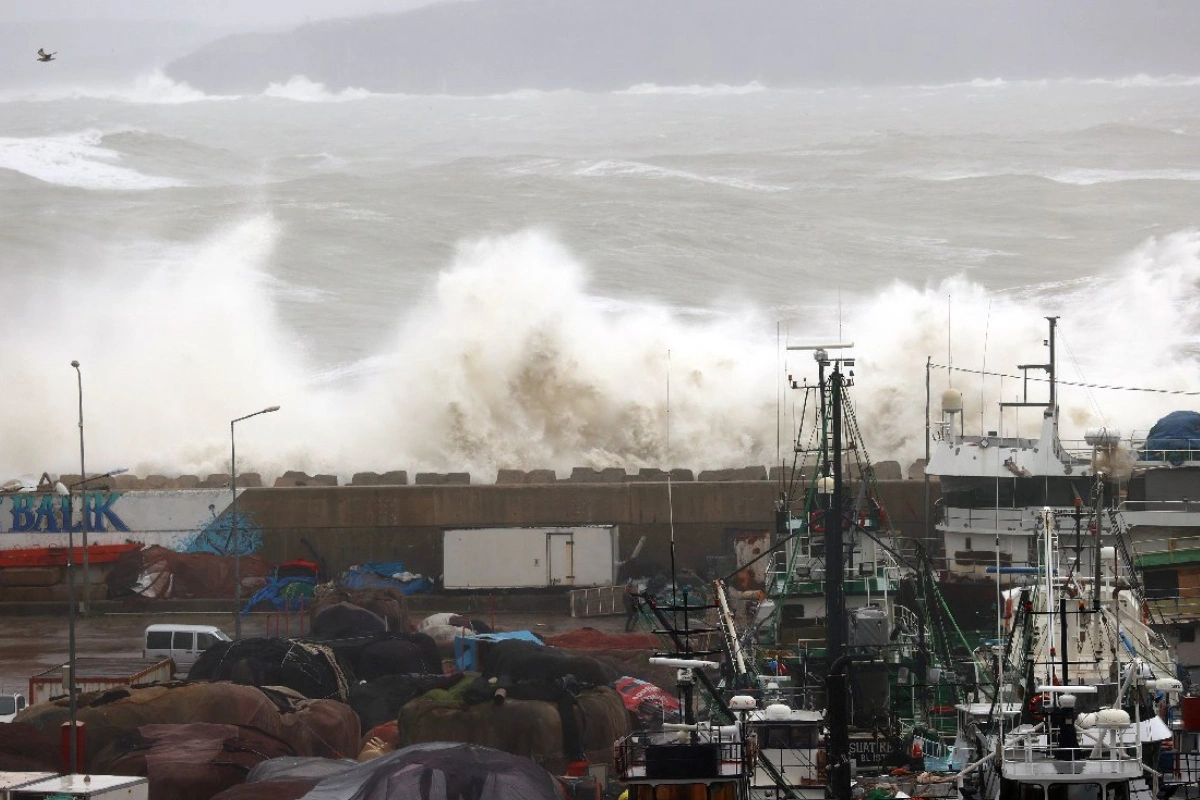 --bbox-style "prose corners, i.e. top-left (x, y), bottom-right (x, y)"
top-left (0, 607), bottom-right (626, 697)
